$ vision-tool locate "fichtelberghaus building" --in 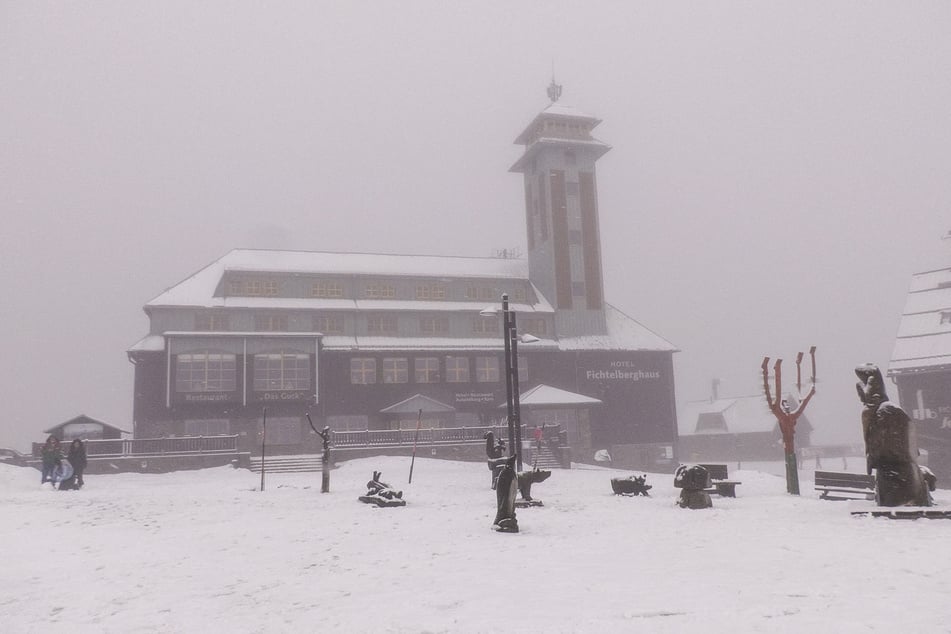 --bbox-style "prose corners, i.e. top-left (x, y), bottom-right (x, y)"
top-left (127, 87), bottom-right (680, 469)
